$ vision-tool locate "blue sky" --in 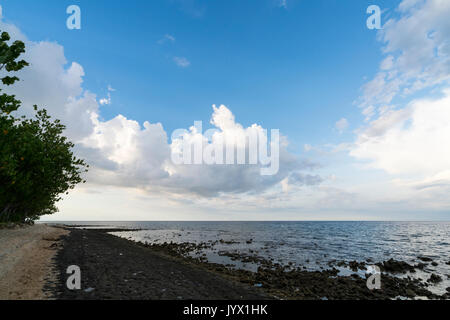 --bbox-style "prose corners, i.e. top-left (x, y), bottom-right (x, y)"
top-left (1, 0), bottom-right (395, 146)
top-left (1, 0), bottom-right (449, 220)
